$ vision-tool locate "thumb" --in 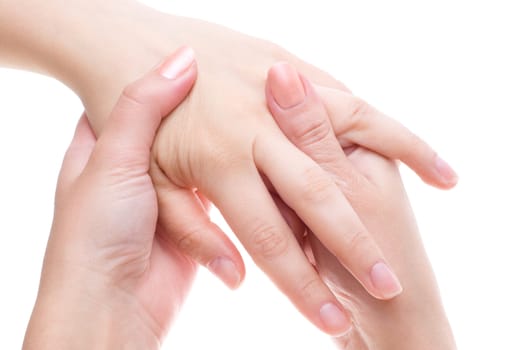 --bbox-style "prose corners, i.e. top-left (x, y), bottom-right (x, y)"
top-left (95, 46), bottom-right (197, 166)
